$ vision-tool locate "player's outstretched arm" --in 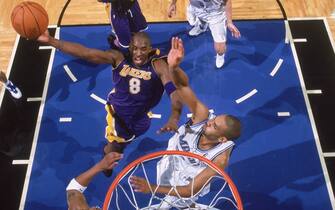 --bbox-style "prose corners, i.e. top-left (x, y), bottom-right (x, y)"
top-left (66, 152), bottom-right (122, 210)
top-left (130, 149), bottom-right (231, 197)
top-left (37, 30), bottom-right (123, 66)
top-left (167, 37), bottom-right (209, 124)
top-left (152, 51), bottom-right (183, 134)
